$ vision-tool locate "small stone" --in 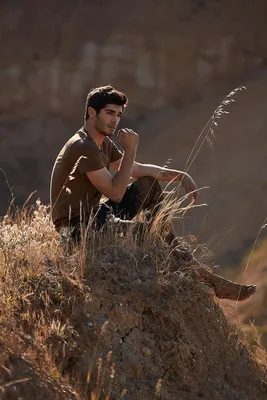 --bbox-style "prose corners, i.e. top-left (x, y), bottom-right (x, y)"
top-left (141, 346), bottom-right (151, 357)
